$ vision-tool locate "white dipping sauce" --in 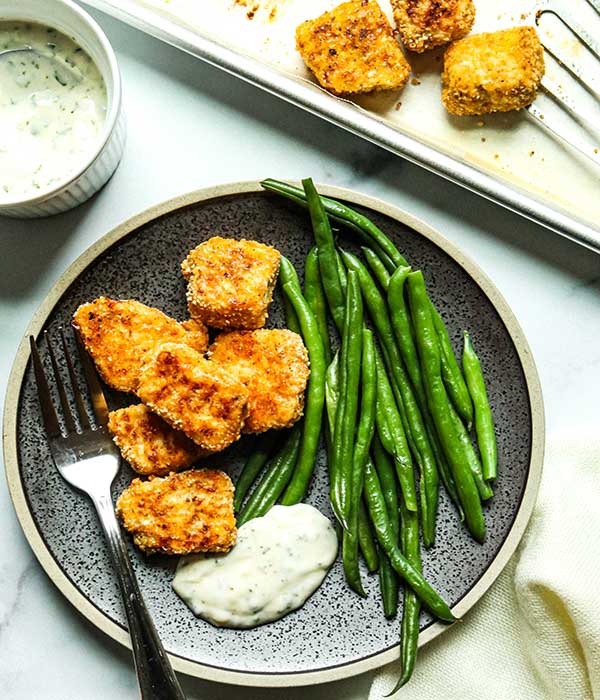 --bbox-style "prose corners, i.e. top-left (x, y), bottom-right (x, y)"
top-left (173, 504), bottom-right (338, 628)
top-left (0, 21), bottom-right (107, 202)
